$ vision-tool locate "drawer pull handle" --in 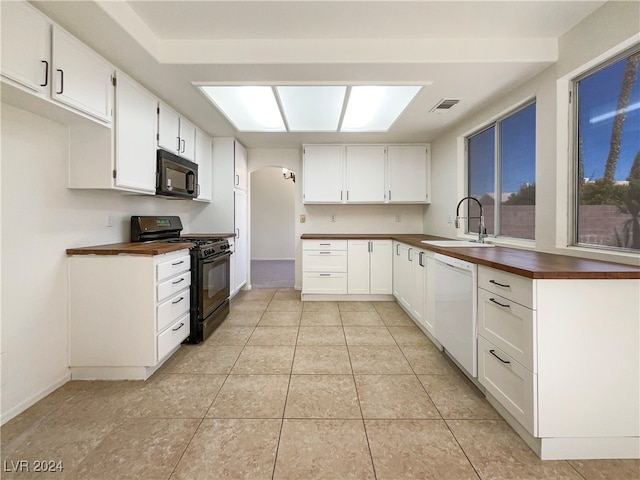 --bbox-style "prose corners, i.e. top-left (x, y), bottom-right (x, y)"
top-left (319, 251), bottom-right (331, 254)
top-left (172, 278), bottom-right (185, 285)
top-left (489, 279), bottom-right (510, 288)
top-left (489, 349), bottom-right (511, 364)
top-left (172, 260), bottom-right (185, 266)
top-left (319, 273), bottom-right (331, 277)
top-left (172, 322), bottom-right (185, 331)
top-left (172, 296), bottom-right (184, 305)
top-left (489, 298), bottom-right (510, 308)
top-left (320, 243), bottom-right (331, 246)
